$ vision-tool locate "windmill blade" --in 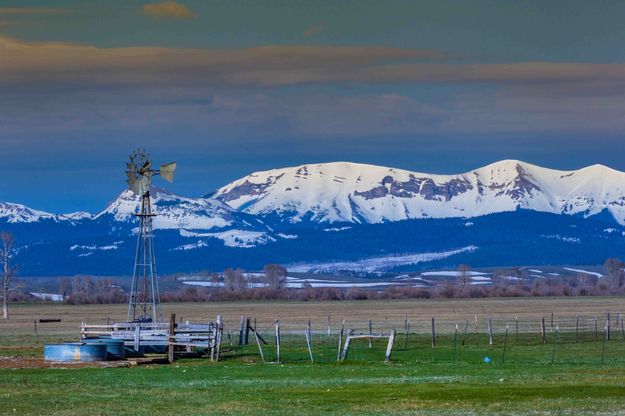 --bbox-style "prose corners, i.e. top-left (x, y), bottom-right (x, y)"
top-left (160, 162), bottom-right (176, 182)
top-left (127, 171), bottom-right (152, 195)
top-left (127, 176), bottom-right (142, 195)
